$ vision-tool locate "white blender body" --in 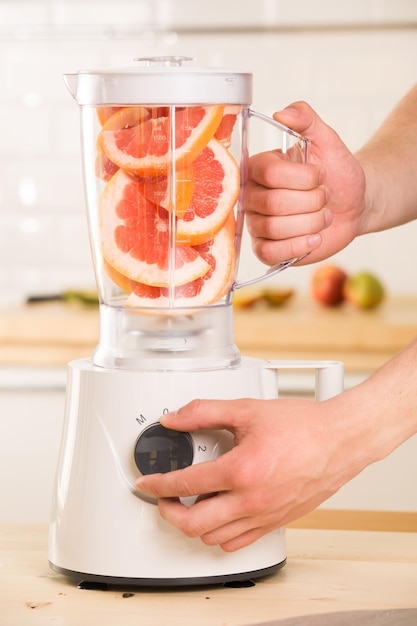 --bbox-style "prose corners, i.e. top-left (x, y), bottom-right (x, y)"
top-left (49, 57), bottom-right (344, 586)
top-left (49, 358), bottom-right (343, 586)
